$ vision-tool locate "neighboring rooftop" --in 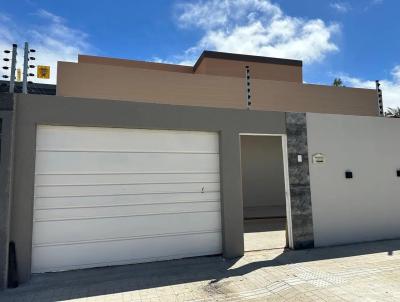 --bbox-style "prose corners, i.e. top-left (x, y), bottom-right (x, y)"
top-left (0, 80), bottom-right (56, 95)
top-left (193, 50), bottom-right (303, 69)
